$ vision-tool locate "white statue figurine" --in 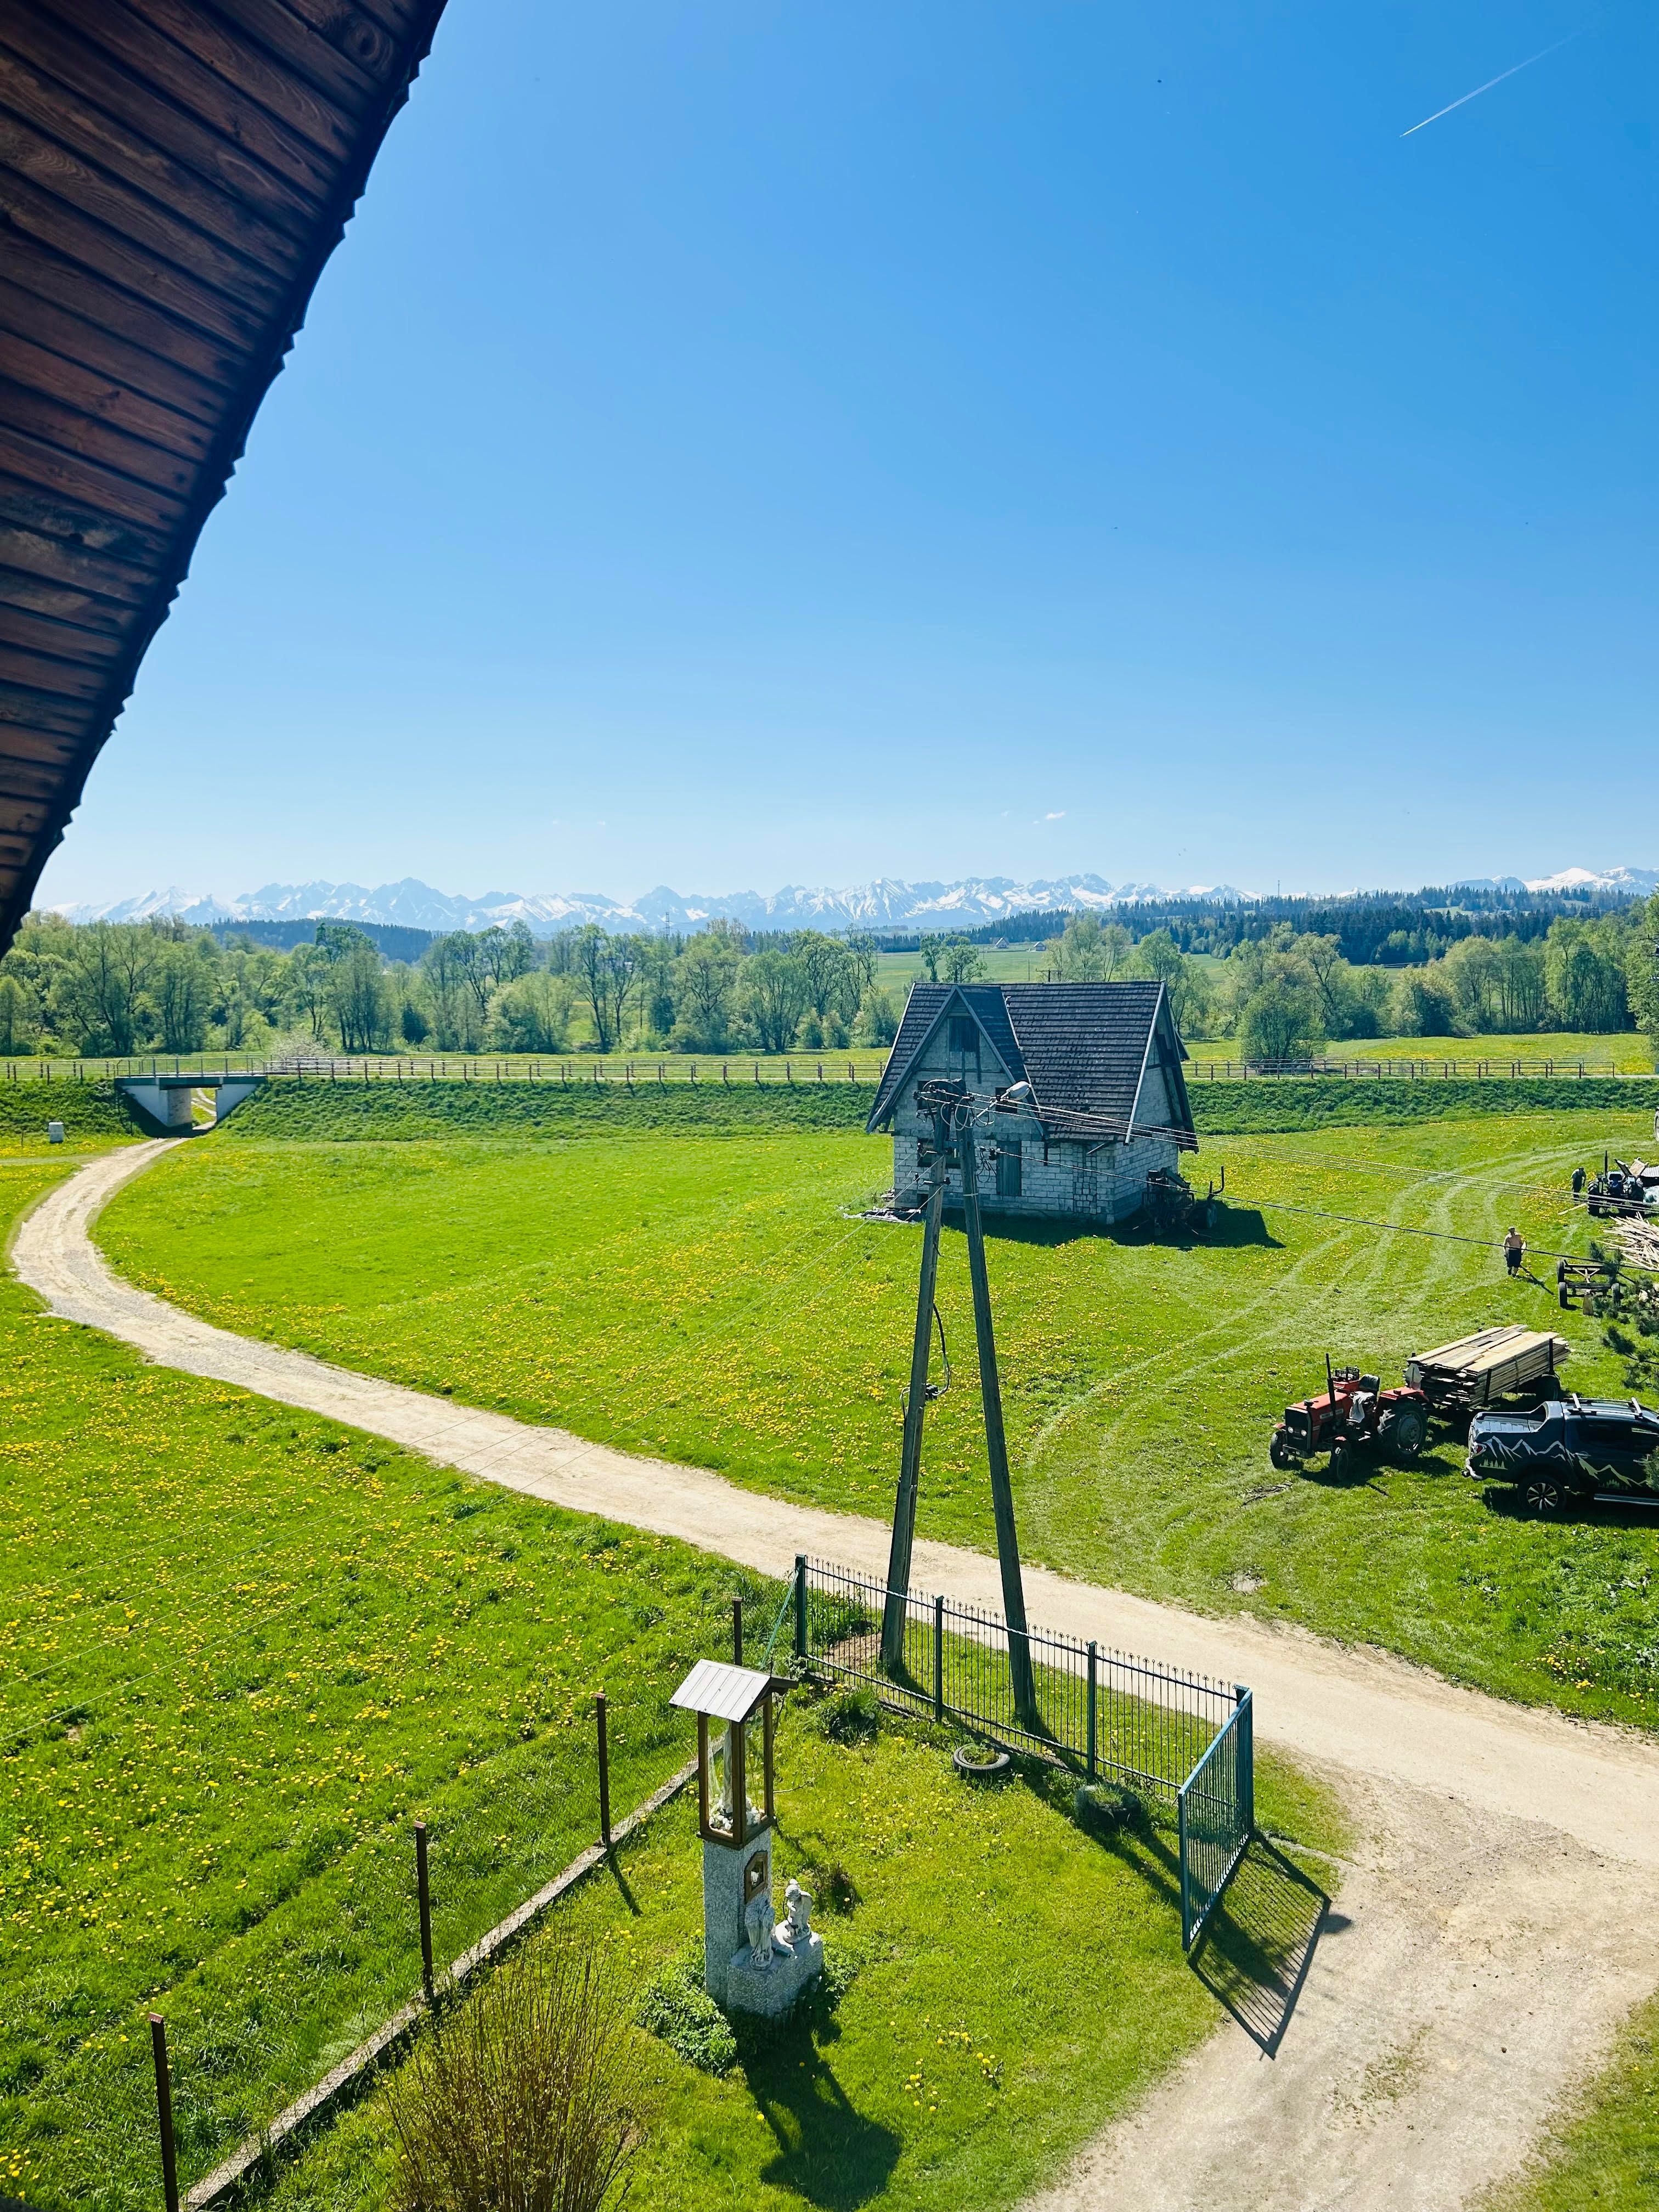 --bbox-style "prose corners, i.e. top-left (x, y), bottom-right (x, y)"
top-left (743, 1887), bottom-right (776, 1967)
top-left (783, 1878), bottom-right (813, 1945)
